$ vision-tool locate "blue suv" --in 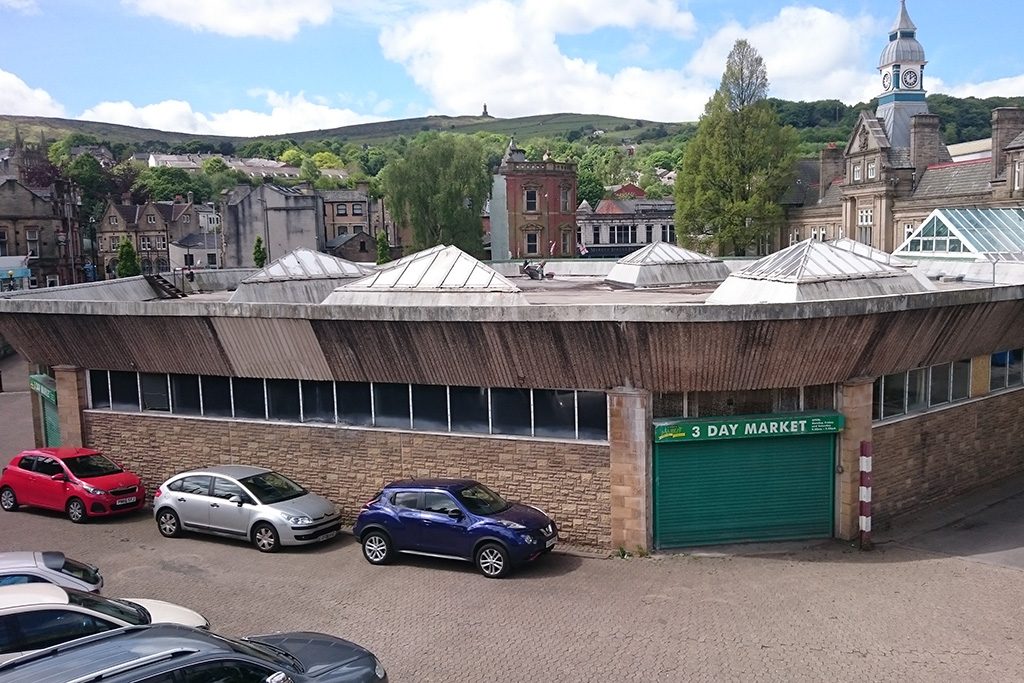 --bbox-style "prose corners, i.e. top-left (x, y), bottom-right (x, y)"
top-left (354, 479), bottom-right (558, 578)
